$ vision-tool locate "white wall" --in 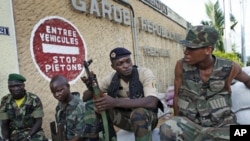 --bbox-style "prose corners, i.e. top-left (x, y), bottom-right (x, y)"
top-left (0, 0), bottom-right (19, 98)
